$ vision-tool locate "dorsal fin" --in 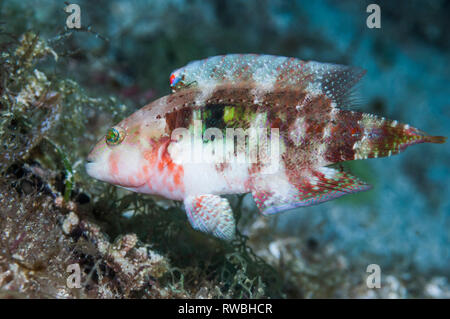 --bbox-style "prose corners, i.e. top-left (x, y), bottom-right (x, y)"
top-left (317, 62), bottom-right (366, 107)
top-left (169, 54), bottom-right (365, 107)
